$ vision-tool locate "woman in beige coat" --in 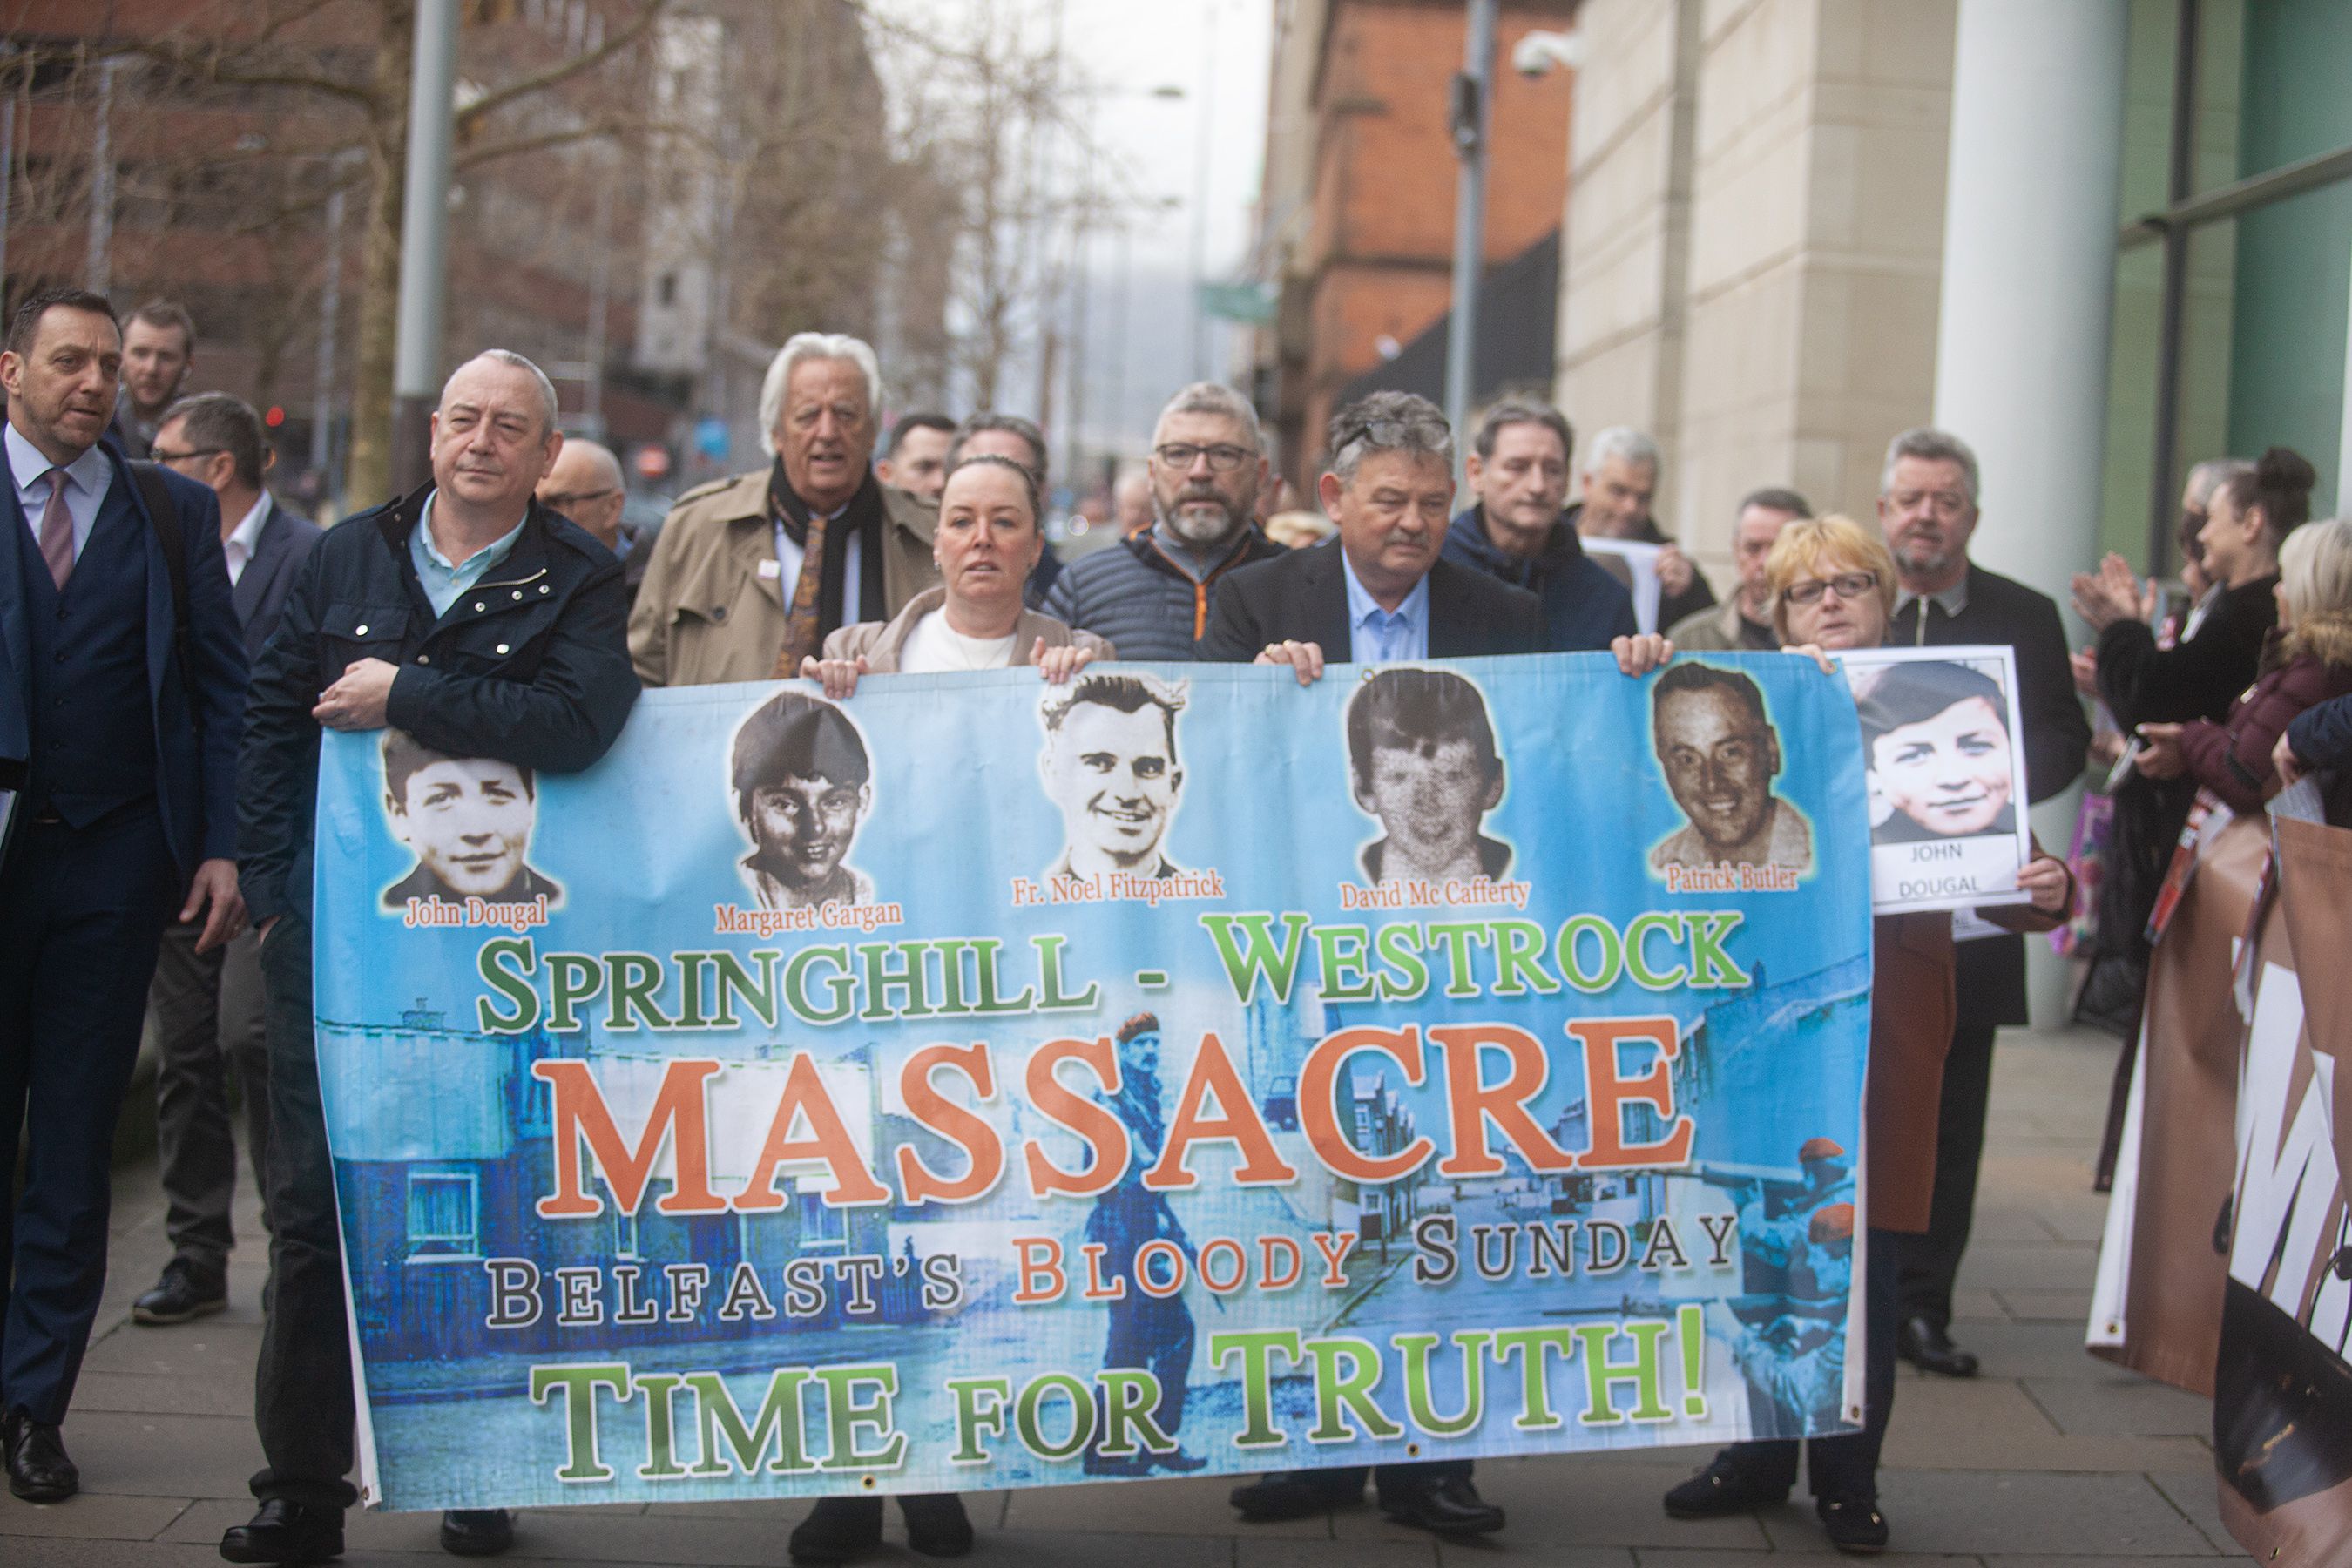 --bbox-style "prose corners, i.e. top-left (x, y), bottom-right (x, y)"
top-left (802, 454), bottom-right (1112, 696)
